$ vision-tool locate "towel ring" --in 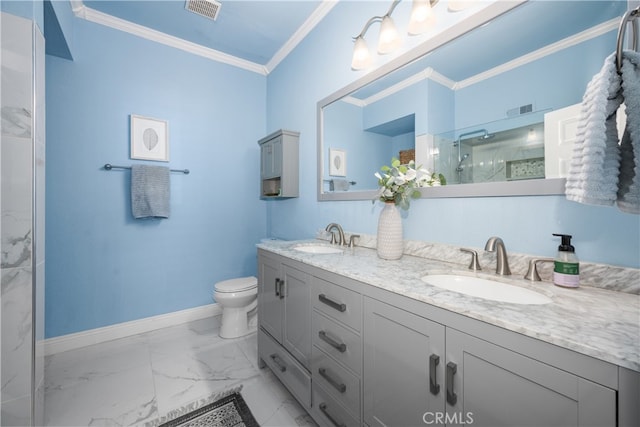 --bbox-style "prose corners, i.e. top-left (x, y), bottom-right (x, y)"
top-left (616, 6), bottom-right (639, 73)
